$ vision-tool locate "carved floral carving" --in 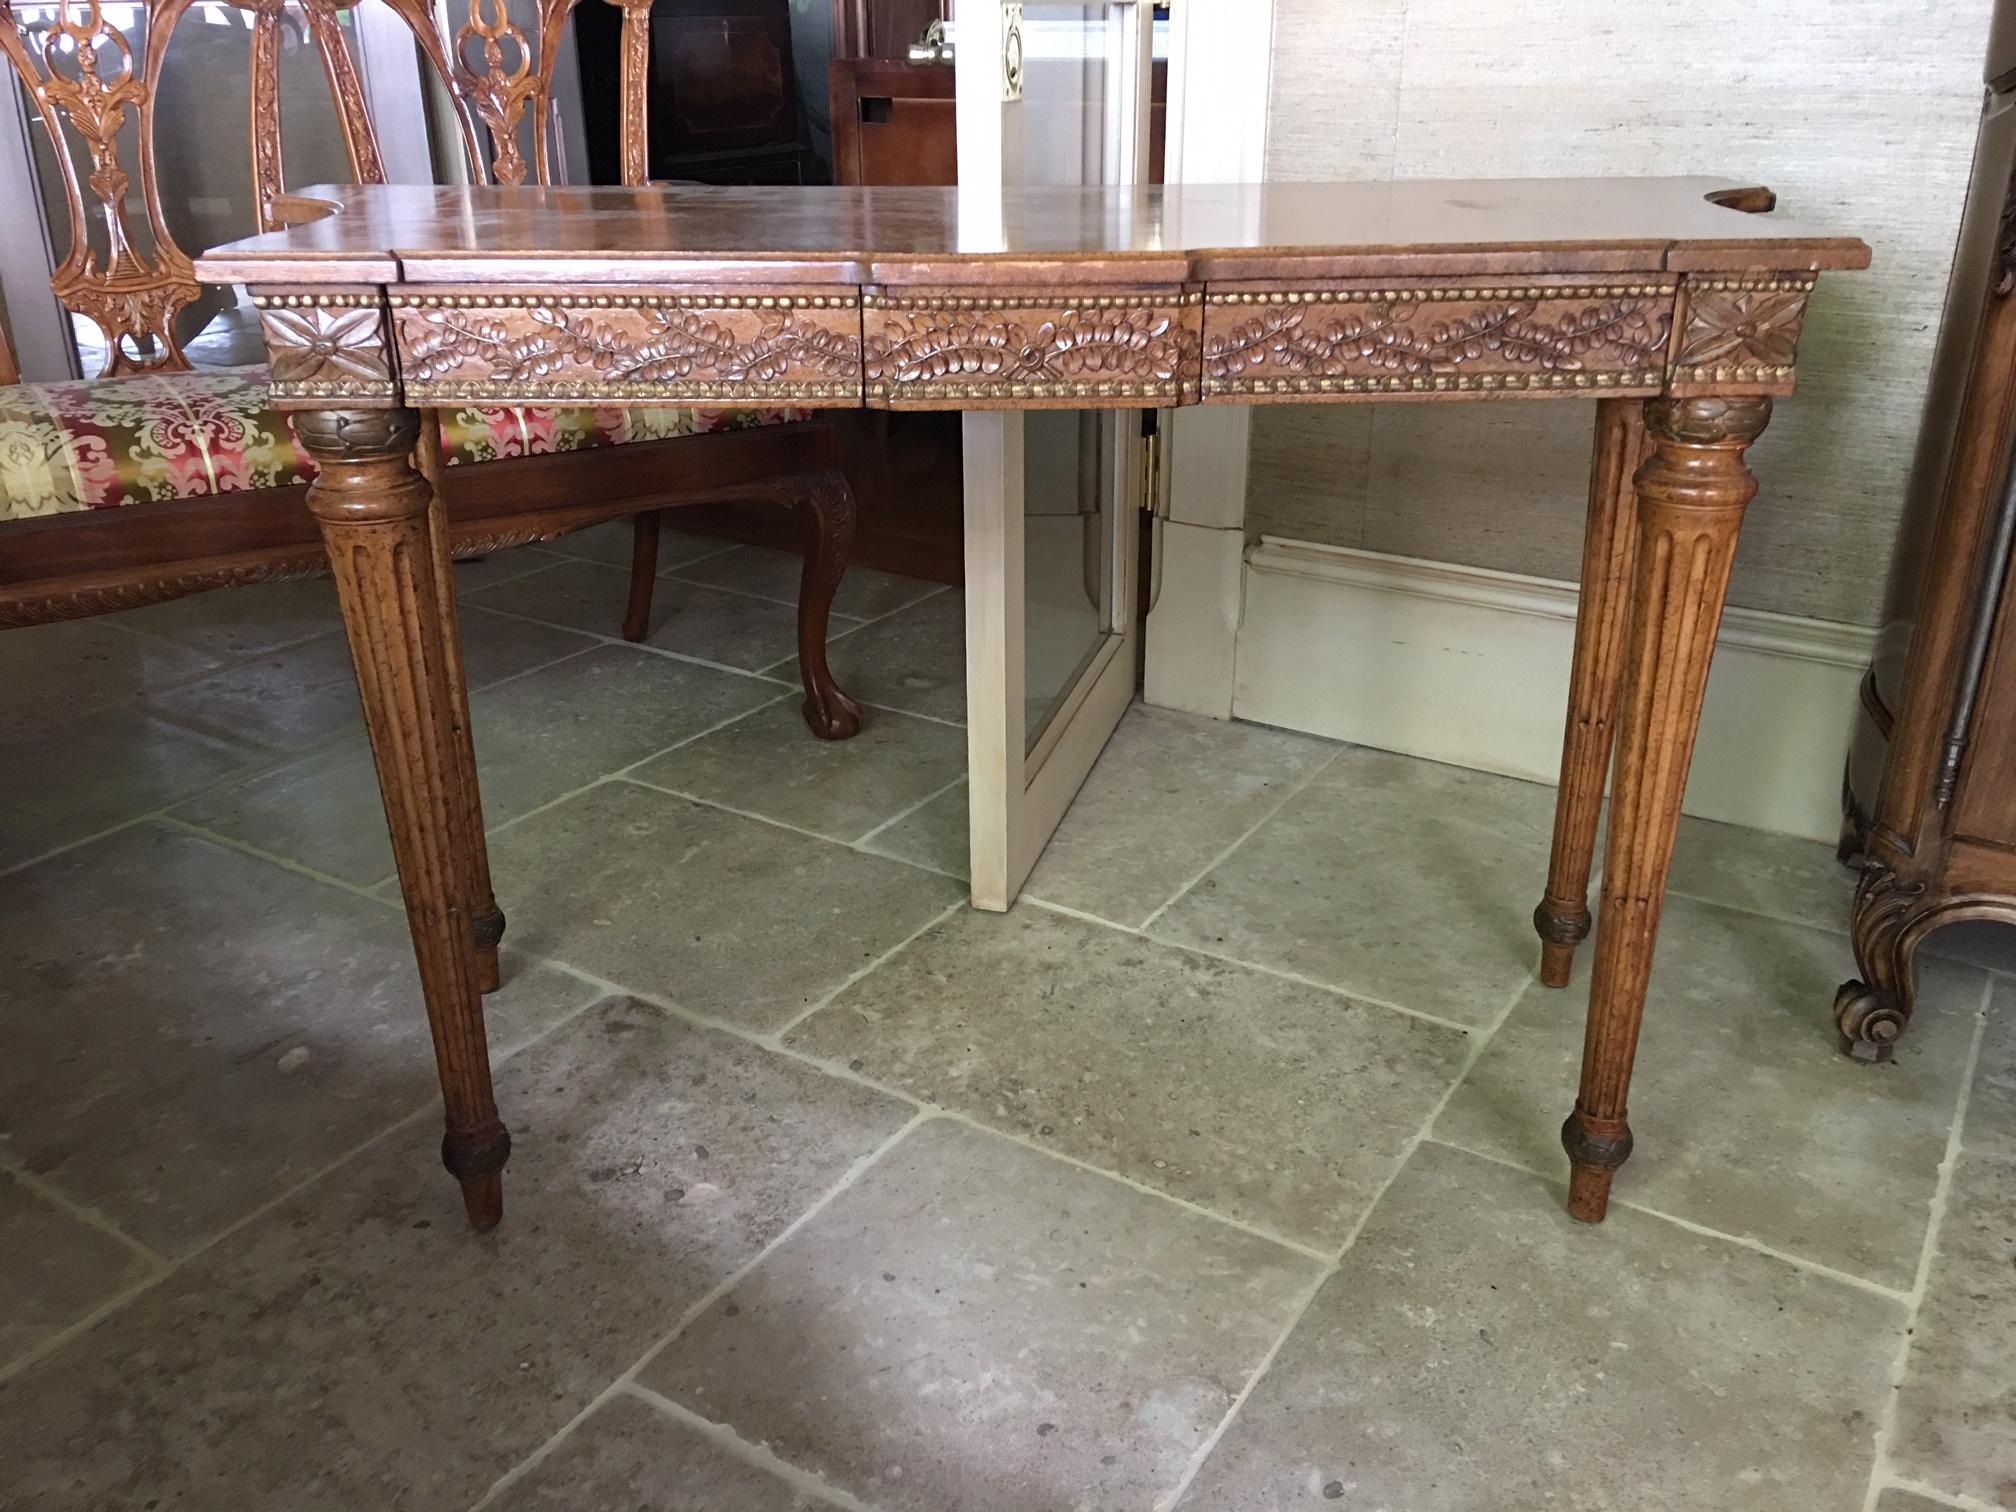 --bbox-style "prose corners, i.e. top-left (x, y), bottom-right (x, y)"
top-left (258, 297), bottom-right (396, 399)
top-left (1201, 286), bottom-right (1673, 399)
top-left (390, 293), bottom-right (864, 404)
top-left (1669, 278), bottom-right (1812, 390)
top-left (863, 295), bottom-right (1202, 406)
